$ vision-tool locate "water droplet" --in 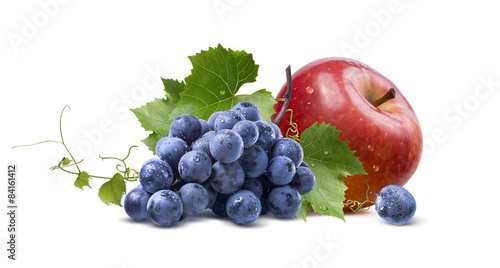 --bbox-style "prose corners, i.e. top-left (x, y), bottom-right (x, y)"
top-left (323, 150), bottom-right (329, 155)
top-left (310, 163), bottom-right (316, 167)
top-left (318, 205), bottom-right (328, 211)
top-left (306, 86), bottom-right (315, 94)
top-left (307, 102), bottom-right (311, 105)
top-left (220, 90), bottom-right (225, 95)
top-left (367, 145), bottom-right (374, 152)
top-left (372, 165), bottom-right (379, 172)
